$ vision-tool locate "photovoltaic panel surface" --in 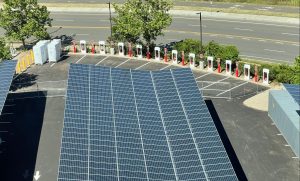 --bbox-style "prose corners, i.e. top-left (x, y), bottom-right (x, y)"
top-left (0, 60), bottom-right (17, 114)
top-left (282, 83), bottom-right (300, 106)
top-left (58, 64), bottom-right (238, 181)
